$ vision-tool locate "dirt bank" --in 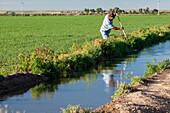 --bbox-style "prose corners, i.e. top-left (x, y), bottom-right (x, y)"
top-left (0, 73), bottom-right (49, 97)
top-left (94, 69), bottom-right (170, 113)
